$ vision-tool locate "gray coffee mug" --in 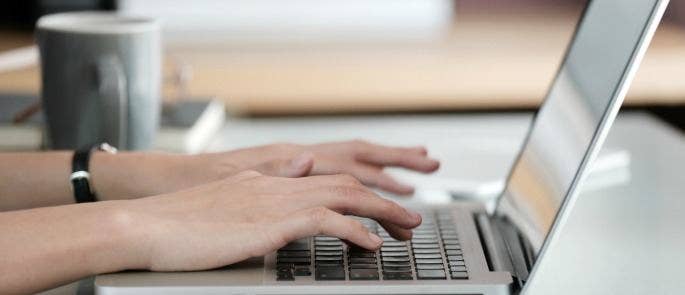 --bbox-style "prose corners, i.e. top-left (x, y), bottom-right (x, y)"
top-left (36, 12), bottom-right (161, 150)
